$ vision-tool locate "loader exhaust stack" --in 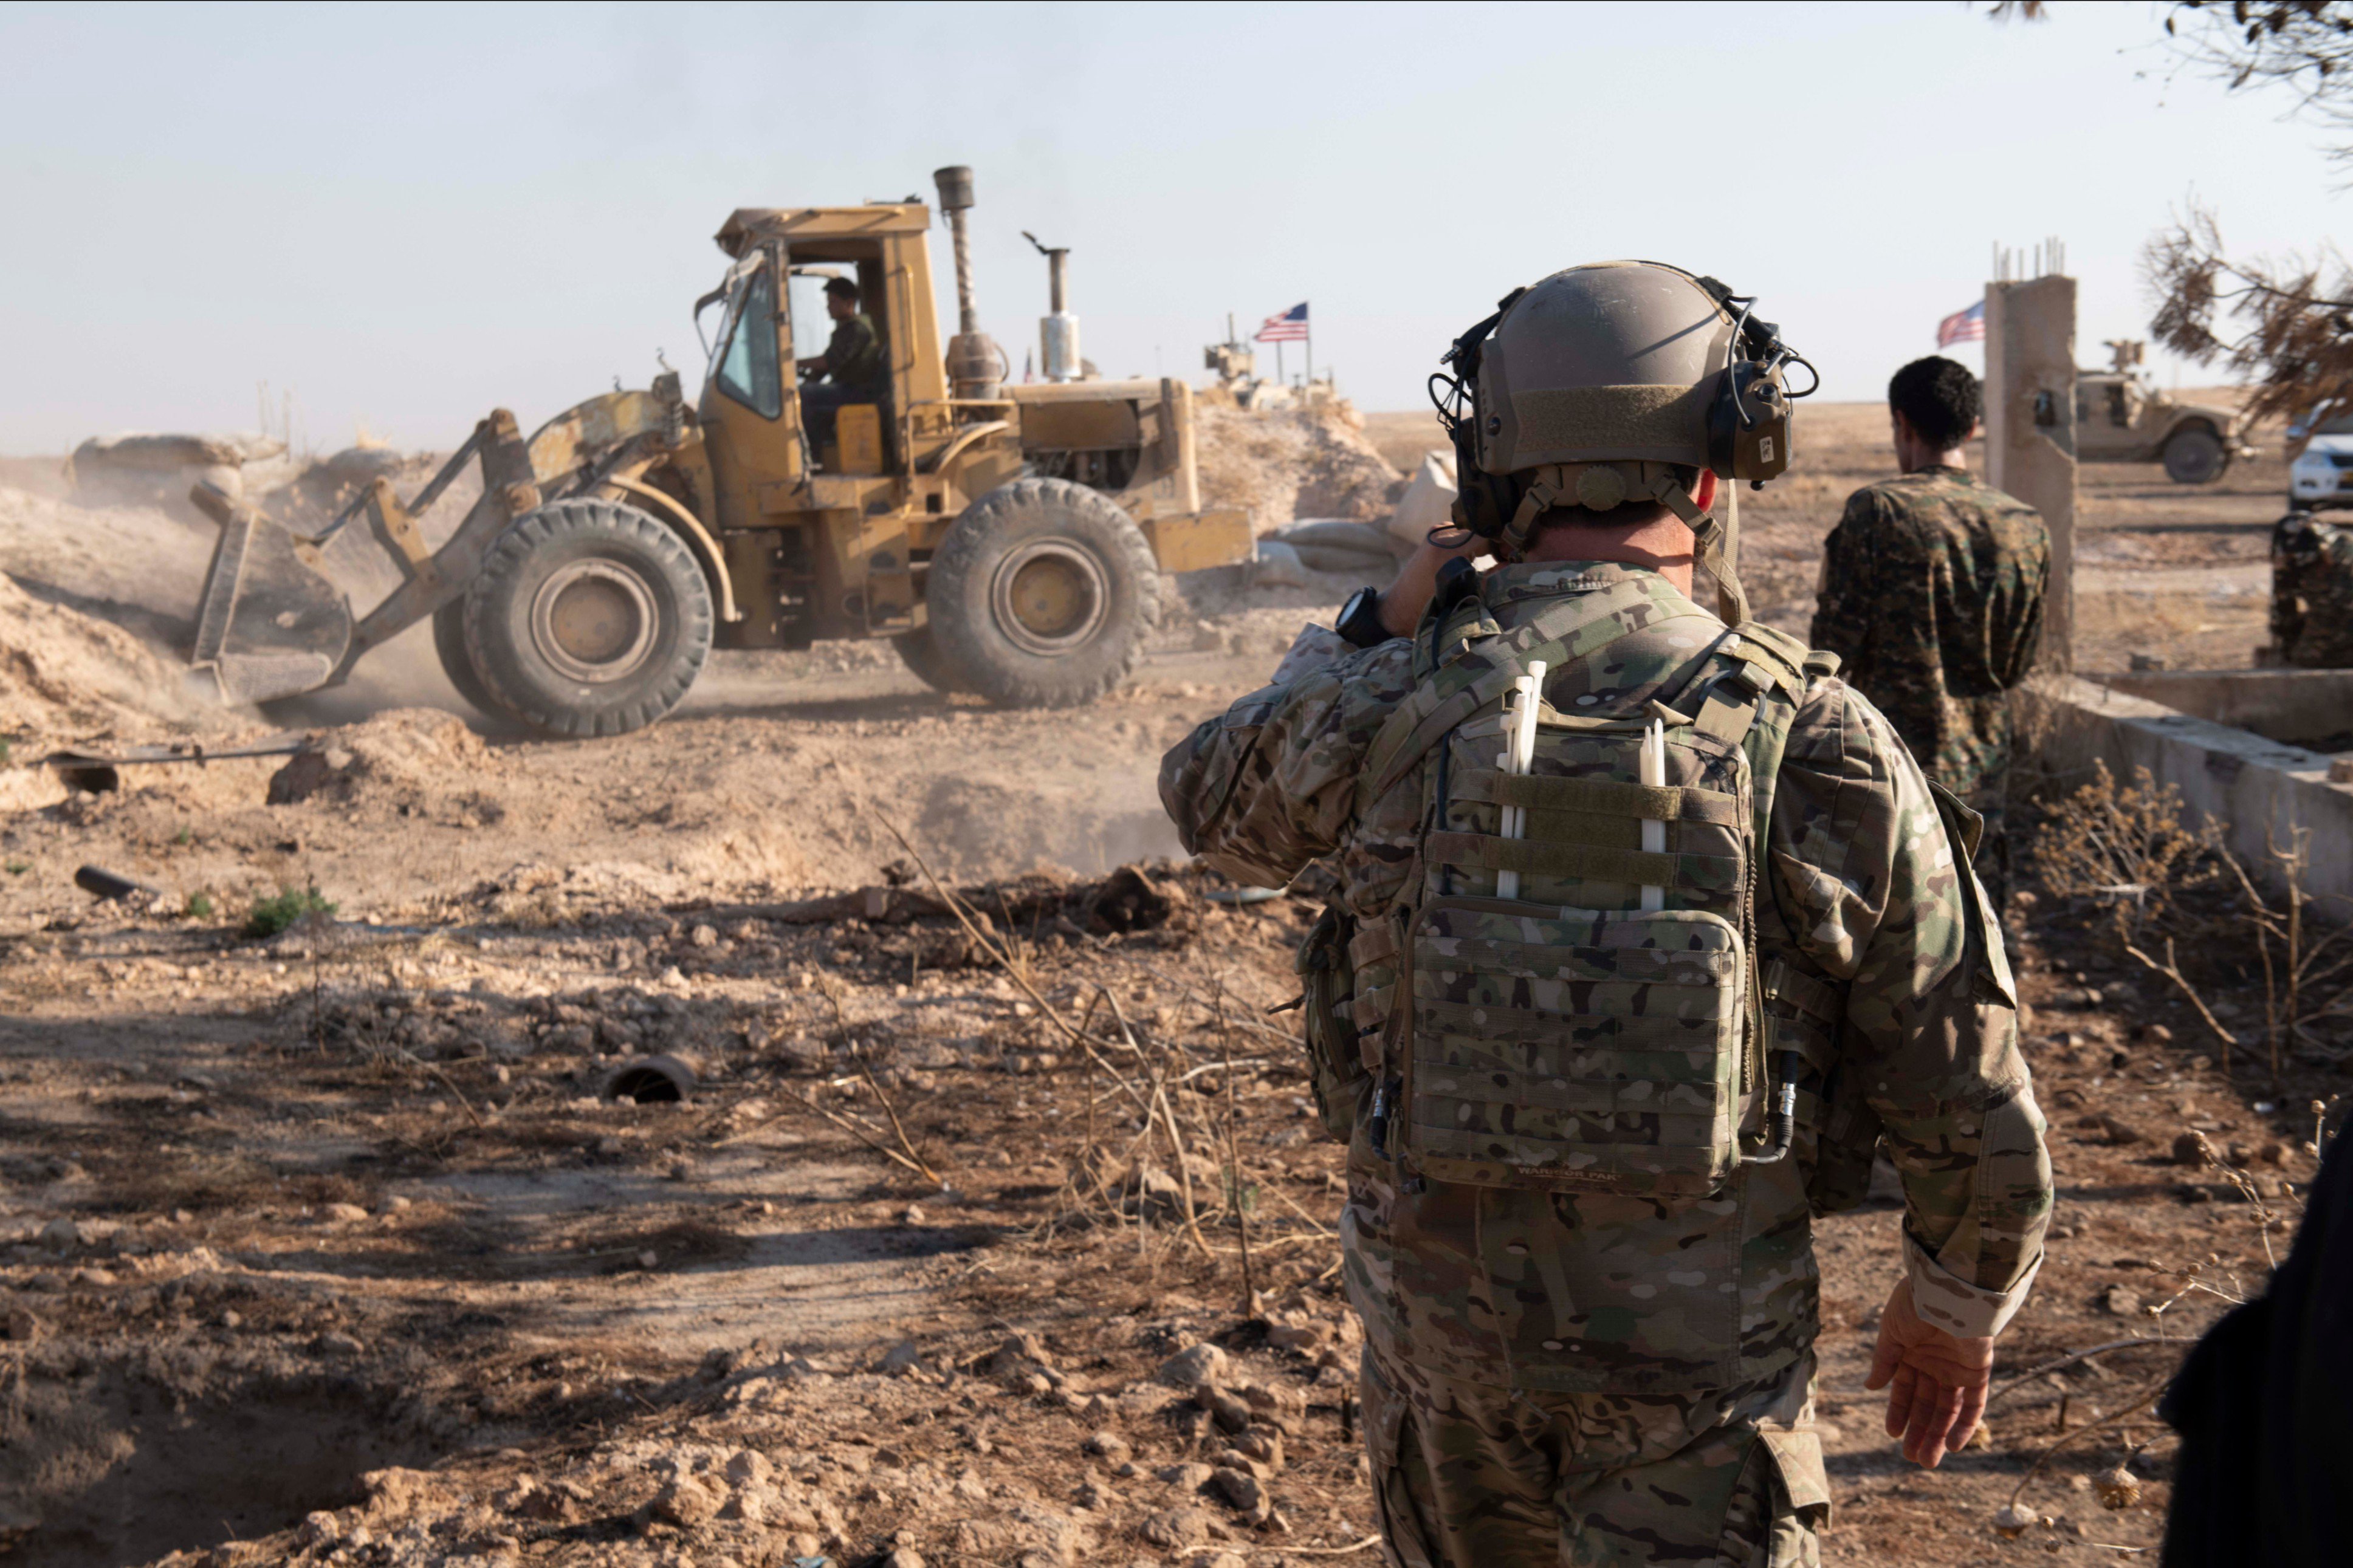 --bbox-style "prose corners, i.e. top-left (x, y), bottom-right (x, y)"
top-left (1024, 230), bottom-right (1080, 383)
